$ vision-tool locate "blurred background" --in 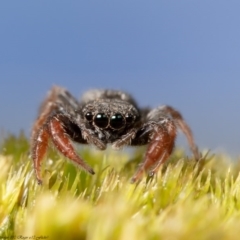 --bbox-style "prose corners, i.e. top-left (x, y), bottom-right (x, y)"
top-left (0, 1), bottom-right (240, 156)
